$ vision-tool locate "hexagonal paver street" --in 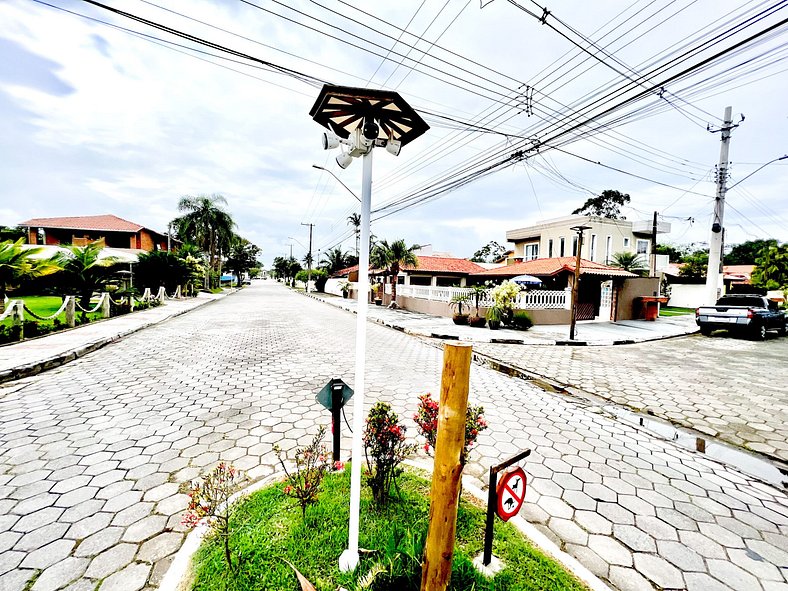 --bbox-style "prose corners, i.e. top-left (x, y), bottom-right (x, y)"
top-left (1, 282), bottom-right (787, 590)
